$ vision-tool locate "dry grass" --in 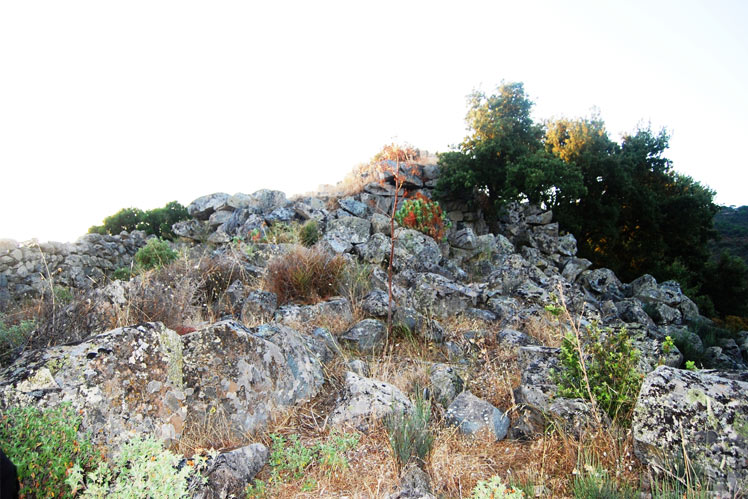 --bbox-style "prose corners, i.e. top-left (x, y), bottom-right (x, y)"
top-left (264, 246), bottom-right (346, 306)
